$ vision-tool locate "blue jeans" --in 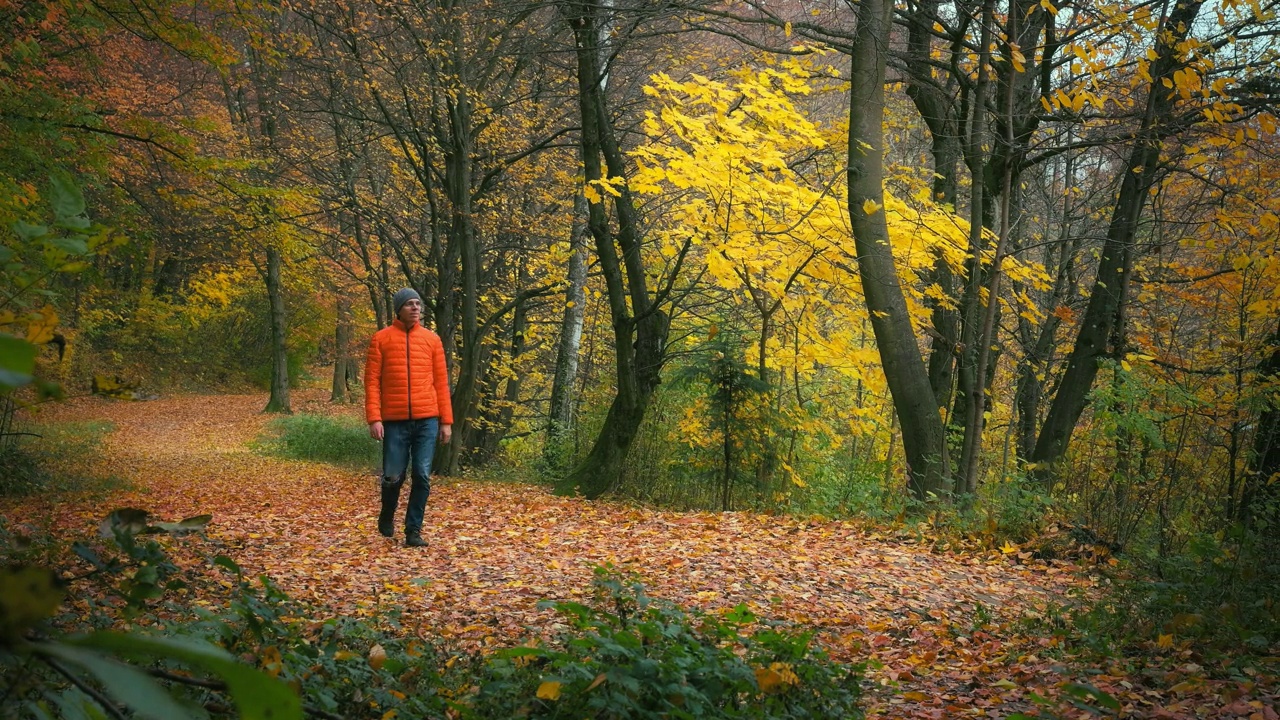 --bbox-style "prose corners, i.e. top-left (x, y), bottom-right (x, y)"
top-left (381, 417), bottom-right (439, 535)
